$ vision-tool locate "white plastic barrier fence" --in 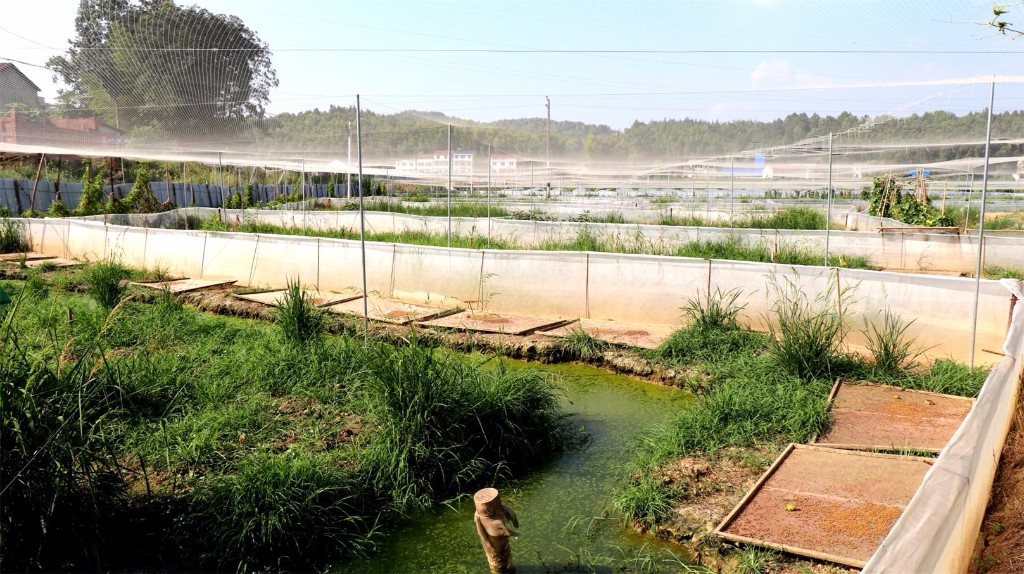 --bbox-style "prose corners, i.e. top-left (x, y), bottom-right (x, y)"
top-left (67, 208), bottom-right (1024, 275)
top-left (864, 279), bottom-right (1023, 574)
top-left (15, 217), bottom-right (1013, 365)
